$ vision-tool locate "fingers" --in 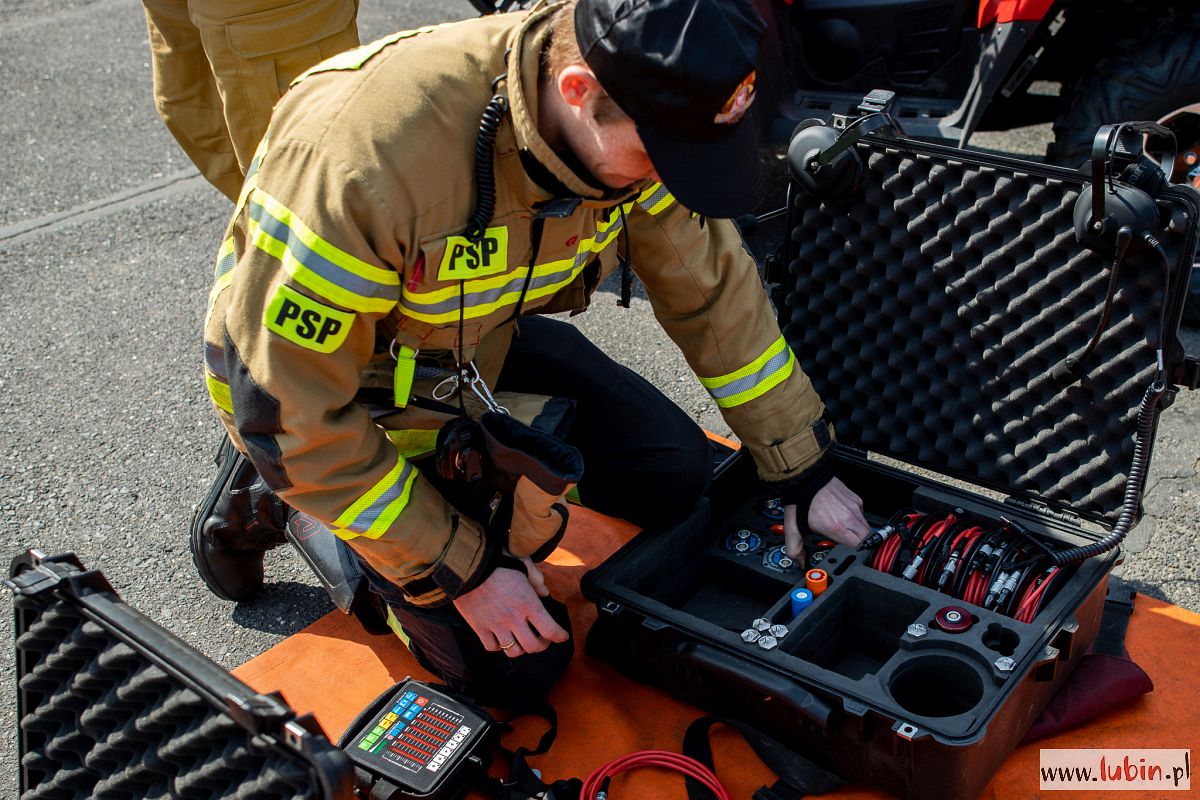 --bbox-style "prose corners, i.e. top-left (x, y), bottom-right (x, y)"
top-left (523, 557), bottom-right (550, 597)
top-left (490, 605), bottom-right (569, 659)
top-left (807, 478), bottom-right (870, 547)
top-left (782, 503), bottom-right (805, 563)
